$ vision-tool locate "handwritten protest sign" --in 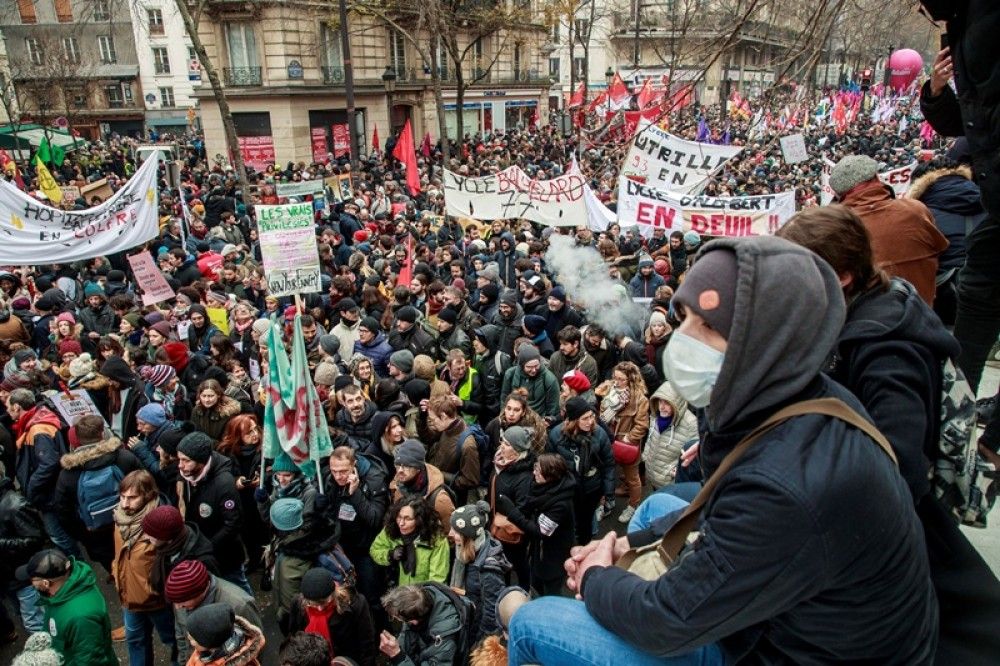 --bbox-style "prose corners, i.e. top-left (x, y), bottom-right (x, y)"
top-left (44, 389), bottom-right (106, 427)
top-left (621, 123), bottom-right (743, 194)
top-left (257, 202), bottom-right (321, 296)
top-left (127, 250), bottom-right (175, 305)
top-left (0, 154), bottom-right (160, 264)
top-left (323, 175), bottom-right (354, 203)
top-left (275, 180), bottom-right (325, 199)
top-left (779, 134), bottom-right (808, 164)
top-left (443, 166), bottom-right (588, 226)
top-left (618, 177), bottom-right (795, 237)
